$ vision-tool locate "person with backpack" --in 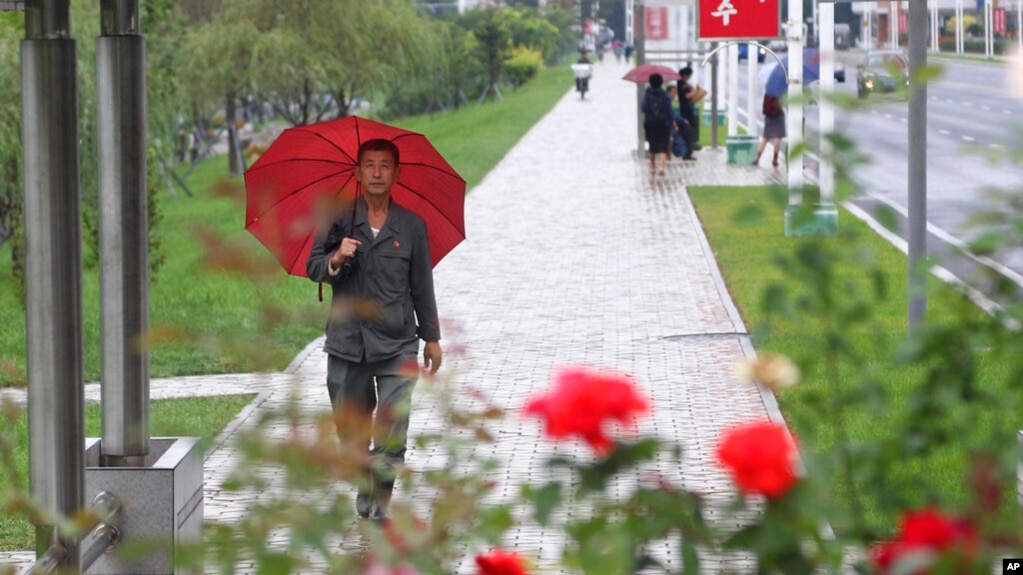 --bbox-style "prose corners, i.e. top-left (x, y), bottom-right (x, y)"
top-left (641, 73), bottom-right (674, 175)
